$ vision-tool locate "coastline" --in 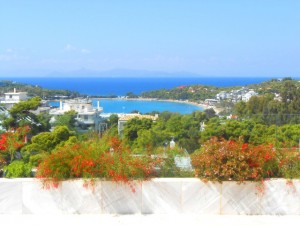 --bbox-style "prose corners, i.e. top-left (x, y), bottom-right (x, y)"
top-left (94, 97), bottom-right (223, 114)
